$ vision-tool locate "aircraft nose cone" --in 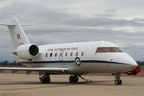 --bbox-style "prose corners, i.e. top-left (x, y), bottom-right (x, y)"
top-left (119, 53), bottom-right (138, 70)
top-left (125, 53), bottom-right (138, 69)
top-left (129, 59), bottom-right (137, 67)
